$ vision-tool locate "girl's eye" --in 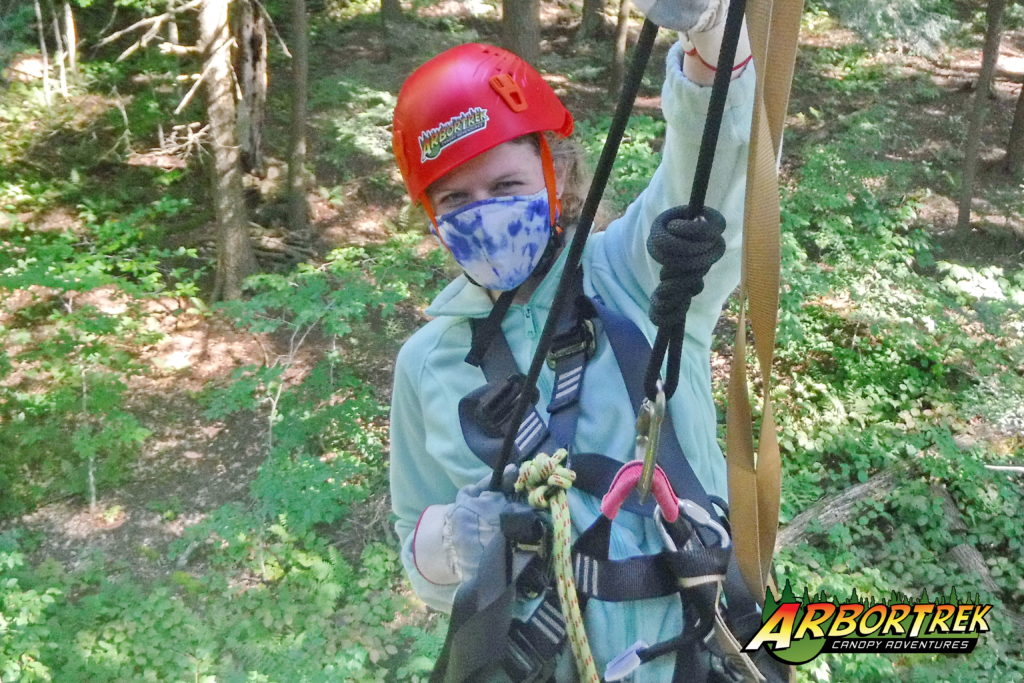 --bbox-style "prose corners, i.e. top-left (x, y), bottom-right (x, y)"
top-left (493, 181), bottom-right (522, 194)
top-left (439, 192), bottom-right (467, 209)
